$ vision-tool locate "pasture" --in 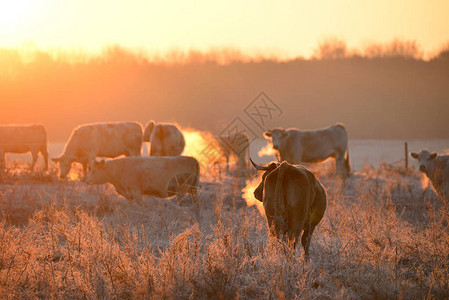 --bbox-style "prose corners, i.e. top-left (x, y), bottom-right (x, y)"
top-left (0, 138), bottom-right (448, 299)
